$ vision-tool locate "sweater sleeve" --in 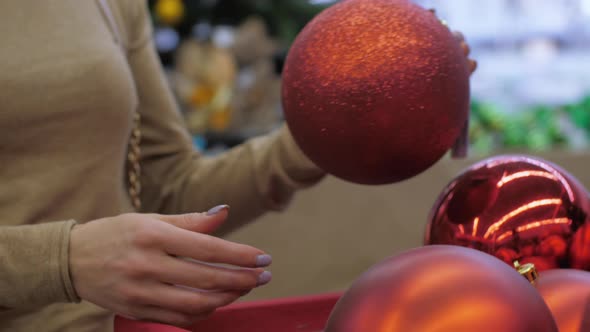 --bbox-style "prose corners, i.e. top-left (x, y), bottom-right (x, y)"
top-left (0, 220), bottom-right (79, 309)
top-left (122, 1), bottom-right (325, 234)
